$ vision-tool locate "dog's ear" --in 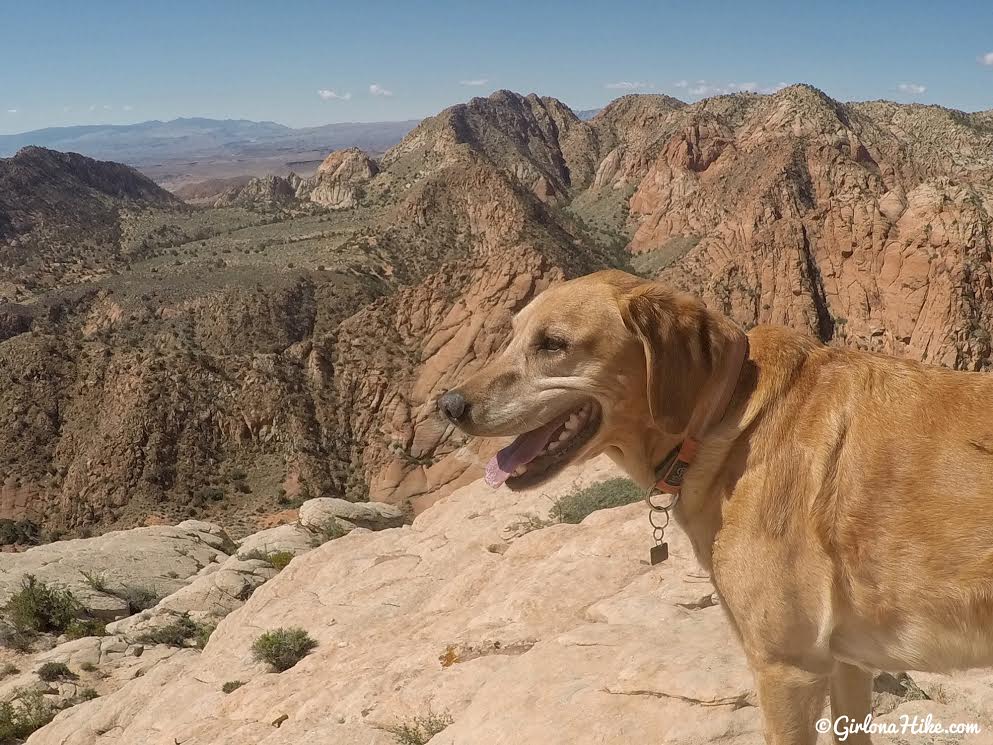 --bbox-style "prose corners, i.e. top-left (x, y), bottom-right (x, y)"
top-left (620, 284), bottom-right (734, 434)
